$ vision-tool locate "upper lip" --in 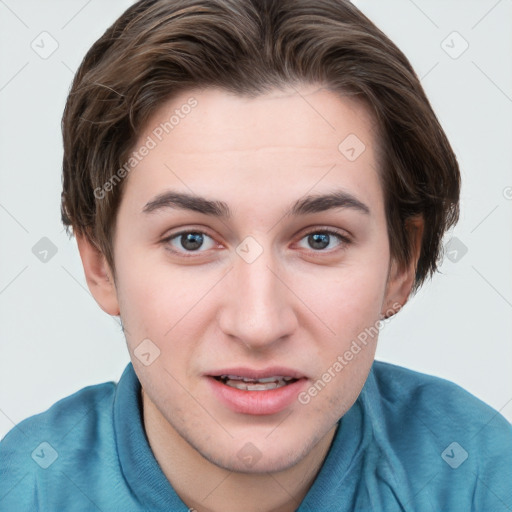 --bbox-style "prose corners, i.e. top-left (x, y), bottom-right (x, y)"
top-left (207, 366), bottom-right (307, 380)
